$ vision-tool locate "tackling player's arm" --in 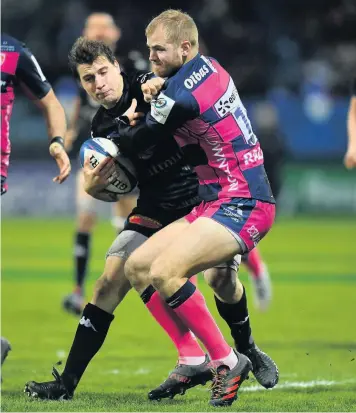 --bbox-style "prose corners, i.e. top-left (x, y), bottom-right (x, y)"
top-left (16, 43), bottom-right (71, 183)
top-left (345, 78), bottom-right (356, 170)
top-left (114, 86), bottom-right (199, 154)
